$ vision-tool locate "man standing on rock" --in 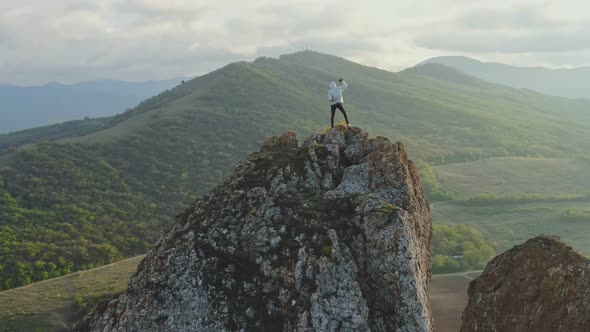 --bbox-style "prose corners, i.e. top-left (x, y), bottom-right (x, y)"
top-left (328, 79), bottom-right (351, 128)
